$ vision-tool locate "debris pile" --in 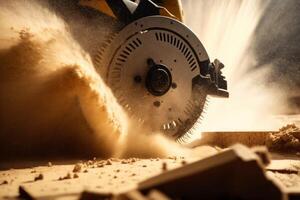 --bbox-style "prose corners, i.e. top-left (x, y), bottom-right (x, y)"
top-left (266, 124), bottom-right (300, 153)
